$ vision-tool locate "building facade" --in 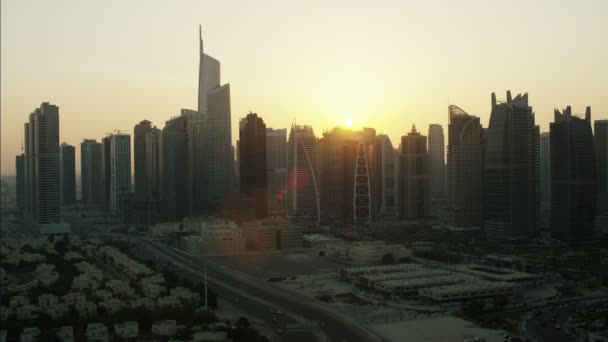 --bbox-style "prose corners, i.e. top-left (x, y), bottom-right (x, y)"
top-left (16, 154), bottom-right (25, 212)
top-left (446, 105), bottom-right (483, 229)
top-left (23, 103), bottom-right (69, 234)
top-left (428, 124), bottom-right (446, 200)
top-left (484, 92), bottom-right (539, 241)
top-left (595, 120), bottom-right (608, 194)
top-left (161, 116), bottom-right (189, 221)
top-left (540, 132), bottom-right (551, 228)
top-left (398, 125), bottom-right (431, 218)
top-left (374, 134), bottom-right (398, 218)
top-left (550, 106), bottom-right (596, 242)
top-left (60, 143), bottom-right (76, 205)
top-left (286, 125), bottom-right (320, 224)
top-left (266, 128), bottom-right (288, 216)
top-left (81, 139), bottom-right (103, 207)
top-left (239, 113), bottom-right (267, 219)
top-left (109, 134), bottom-right (131, 216)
